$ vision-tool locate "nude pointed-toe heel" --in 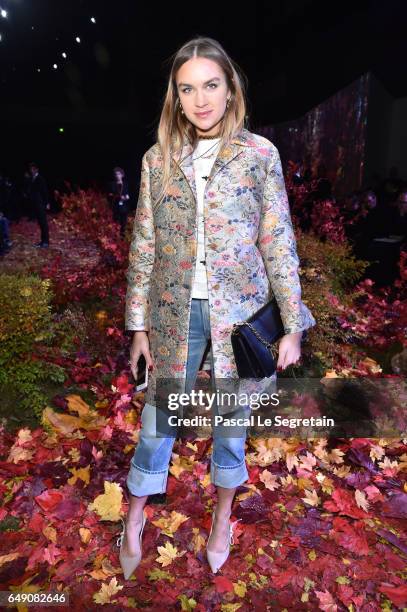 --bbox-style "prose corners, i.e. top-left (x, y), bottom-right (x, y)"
top-left (117, 512), bottom-right (147, 580)
top-left (206, 510), bottom-right (241, 574)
